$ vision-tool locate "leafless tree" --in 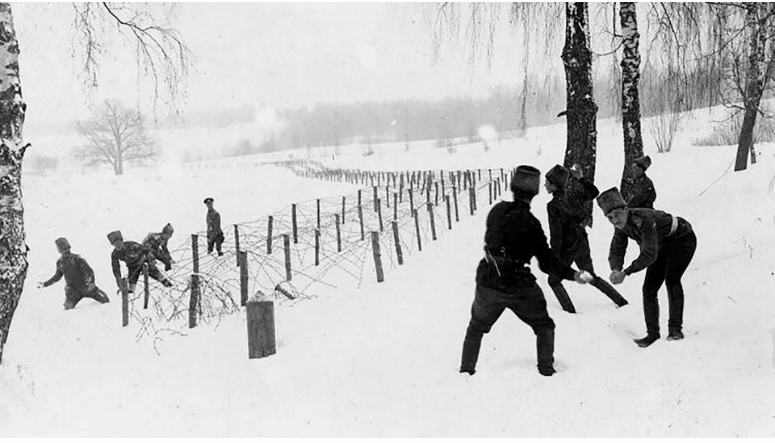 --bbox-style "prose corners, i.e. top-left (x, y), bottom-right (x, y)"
top-left (0, 2), bottom-right (191, 364)
top-left (77, 100), bottom-right (156, 175)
